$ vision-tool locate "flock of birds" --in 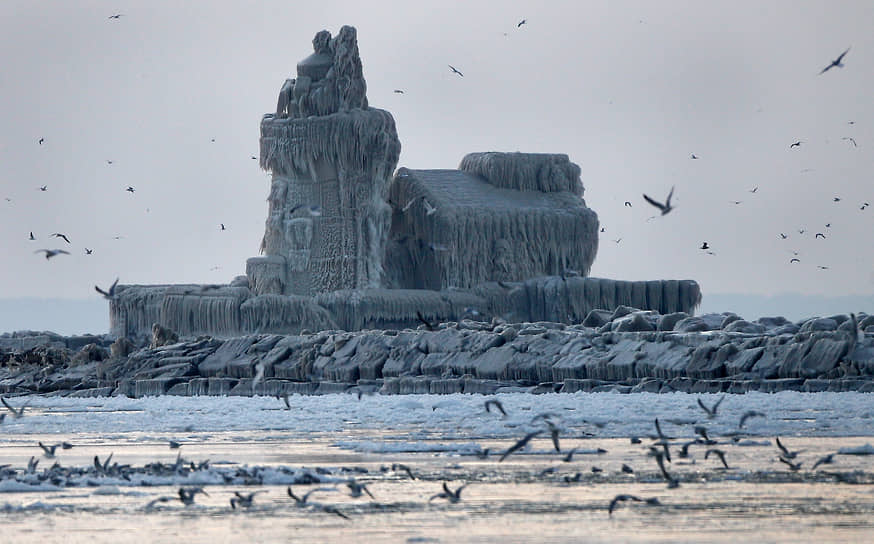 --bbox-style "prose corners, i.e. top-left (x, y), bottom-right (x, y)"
top-left (1, 392), bottom-right (865, 519)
